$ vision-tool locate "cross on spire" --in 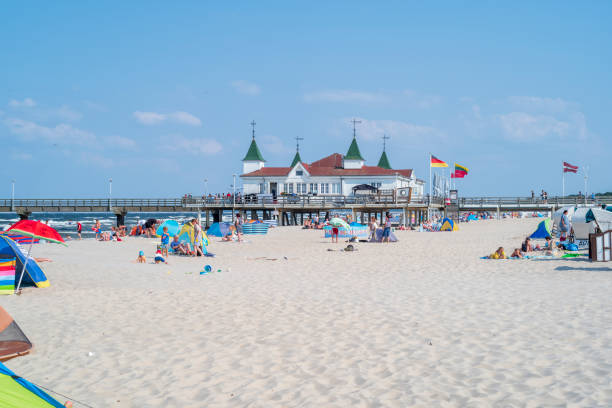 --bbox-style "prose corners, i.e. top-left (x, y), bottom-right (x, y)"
top-left (351, 118), bottom-right (362, 139)
top-left (295, 136), bottom-right (304, 152)
top-left (250, 120), bottom-right (256, 140)
top-left (382, 134), bottom-right (390, 151)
